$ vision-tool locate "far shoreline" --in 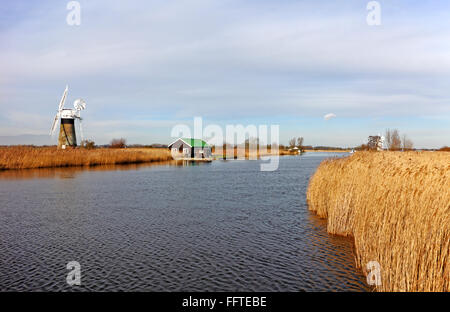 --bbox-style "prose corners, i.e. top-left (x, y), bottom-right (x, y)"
top-left (303, 149), bottom-right (350, 153)
top-left (1, 145), bottom-right (351, 171)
